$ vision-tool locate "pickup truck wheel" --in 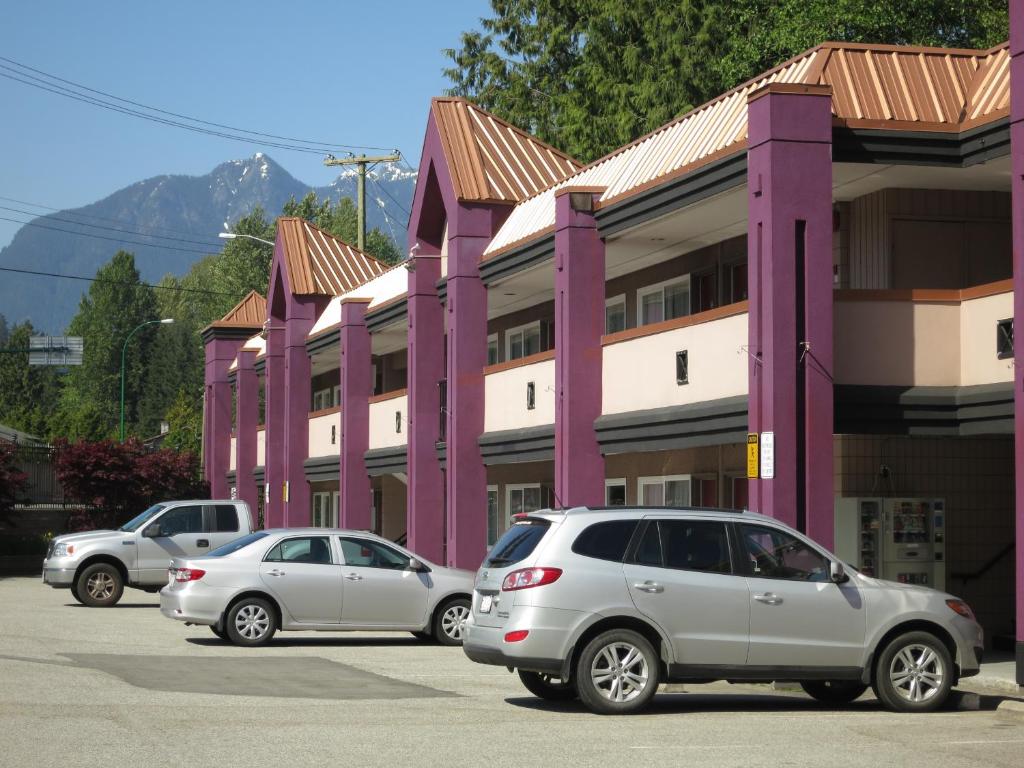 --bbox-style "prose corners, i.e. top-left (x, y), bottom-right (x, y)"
top-left (433, 598), bottom-right (470, 646)
top-left (225, 598), bottom-right (277, 647)
top-left (69, 582), bottom-right (84, 605)
top-left (76, 563), bottom-right (124, 607)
